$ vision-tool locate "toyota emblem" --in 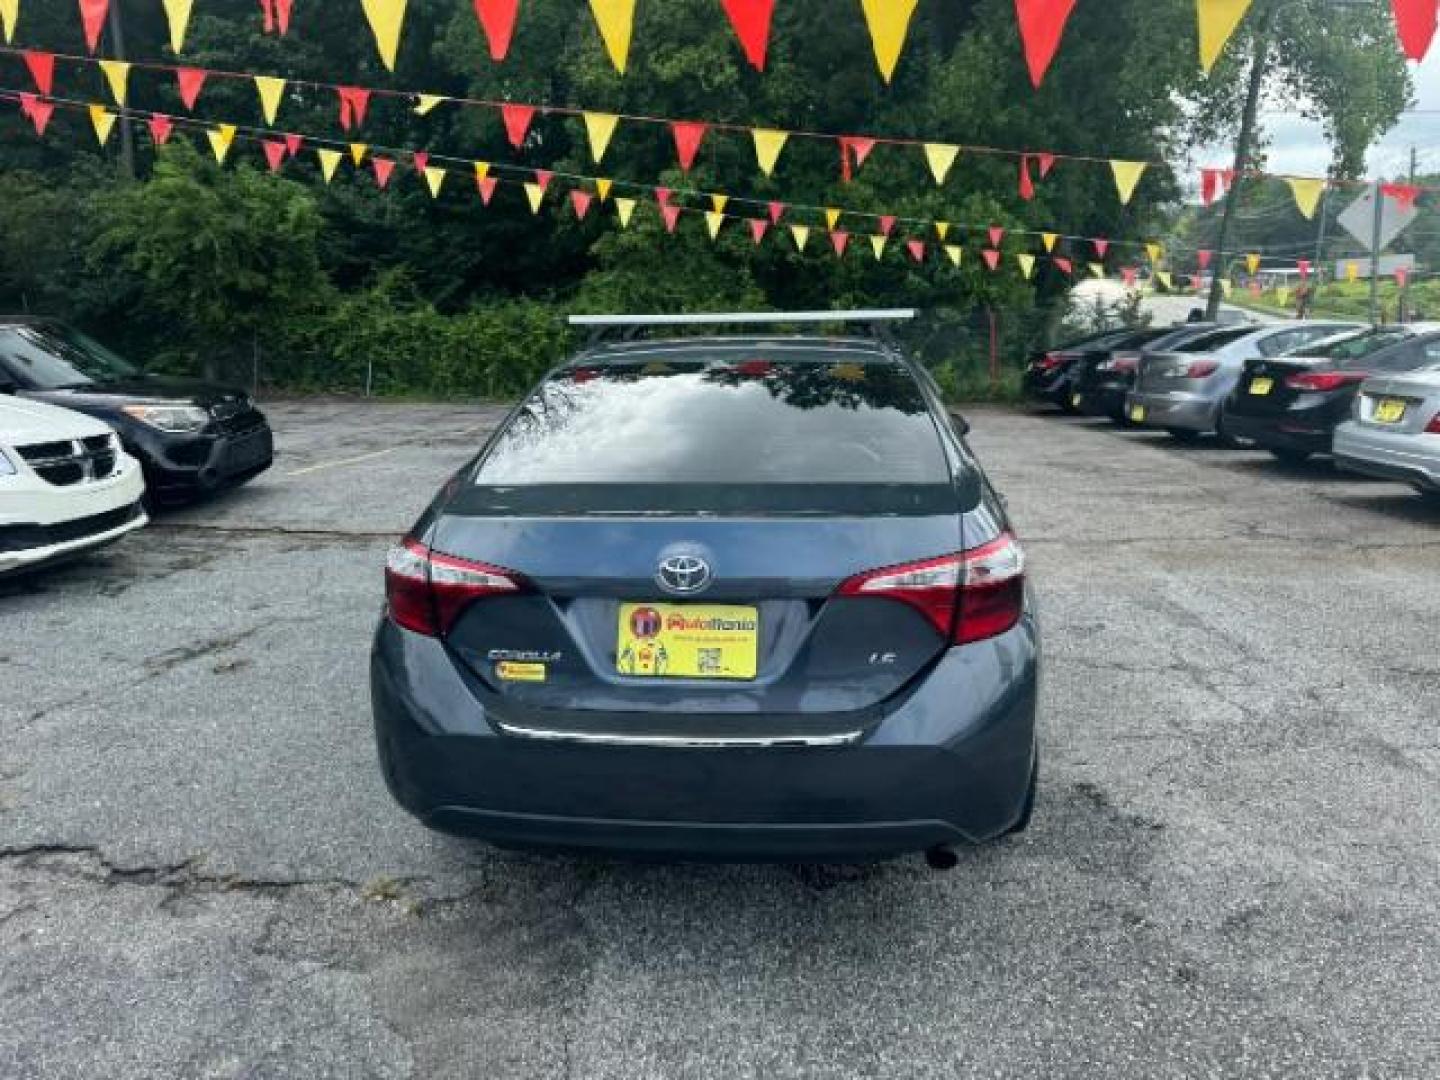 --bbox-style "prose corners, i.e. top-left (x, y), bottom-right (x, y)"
top-left (656, 555), bottom-right (712, 596)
